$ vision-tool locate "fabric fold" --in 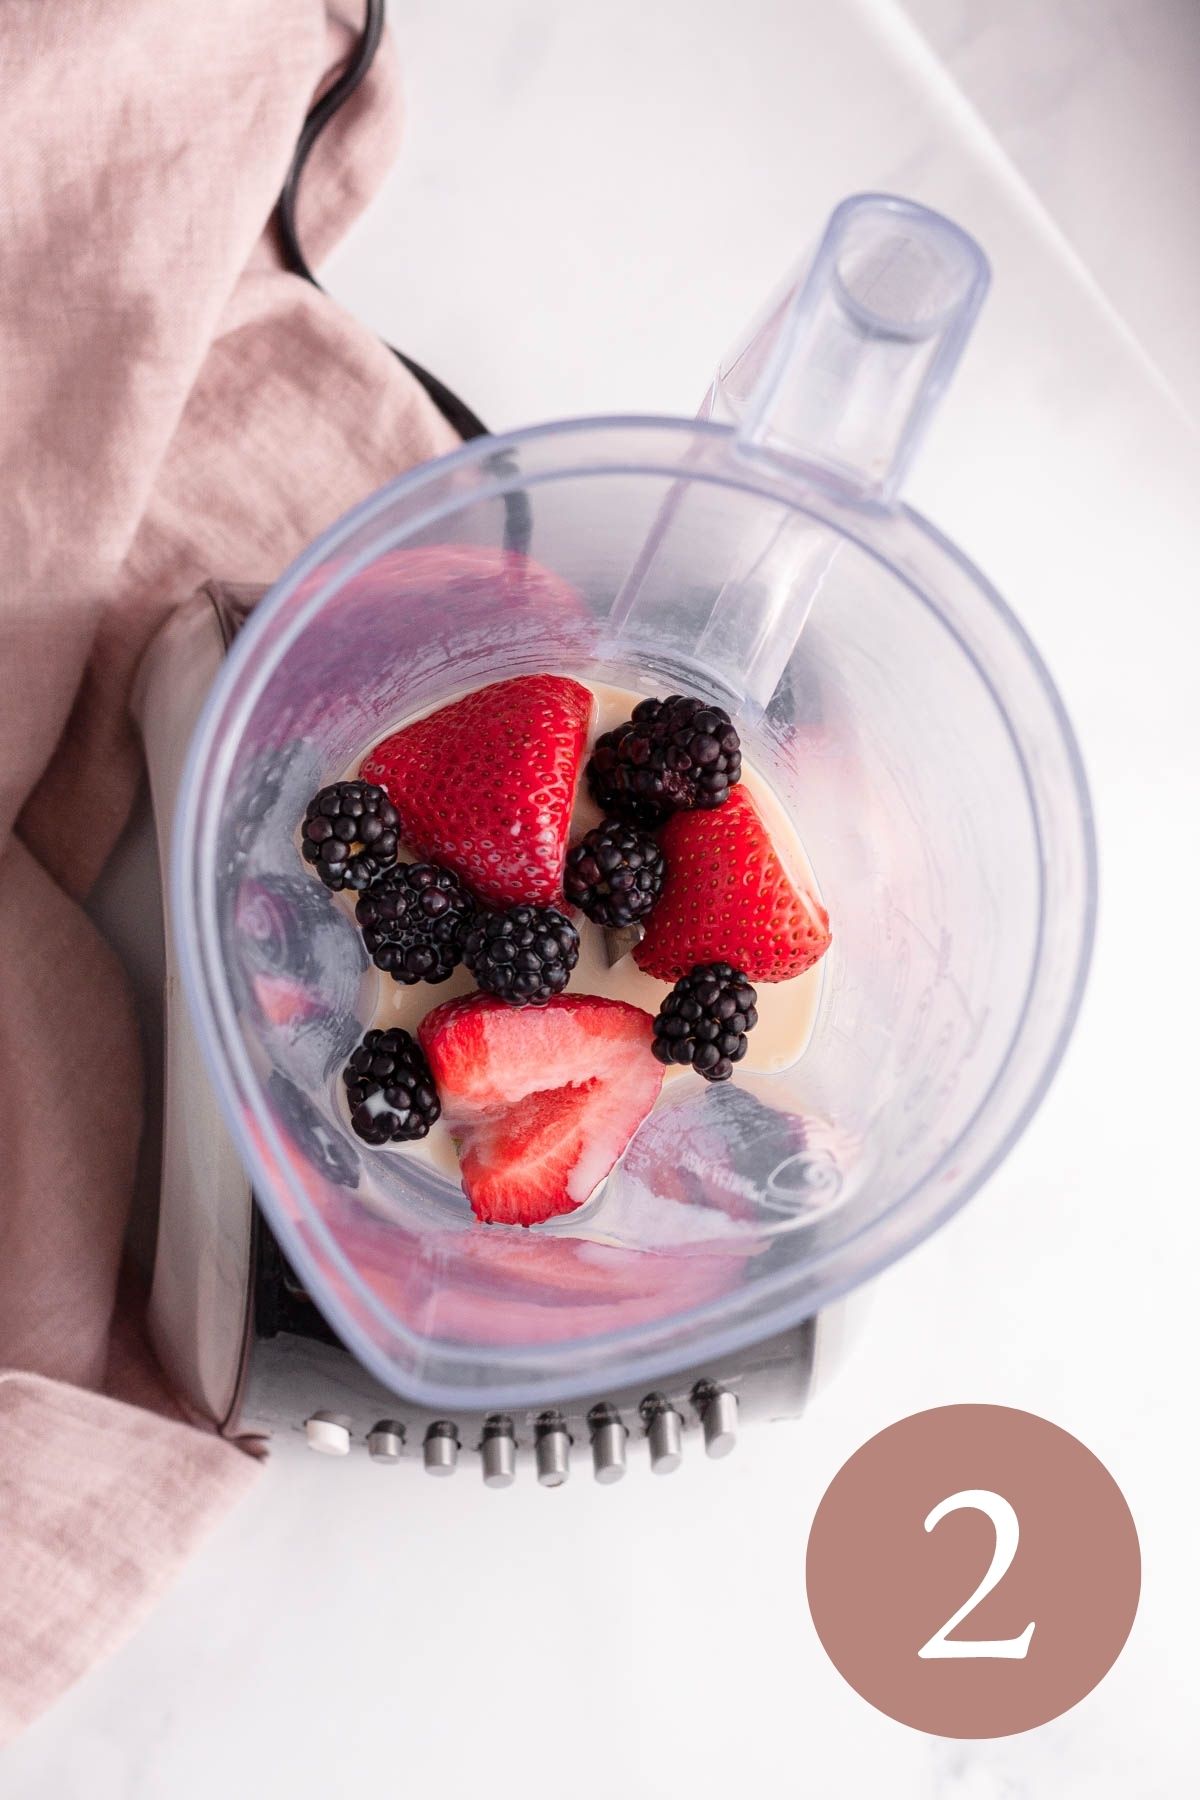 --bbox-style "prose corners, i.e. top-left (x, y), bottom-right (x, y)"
top-left (1, 0), bottom-right (458, 1743)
